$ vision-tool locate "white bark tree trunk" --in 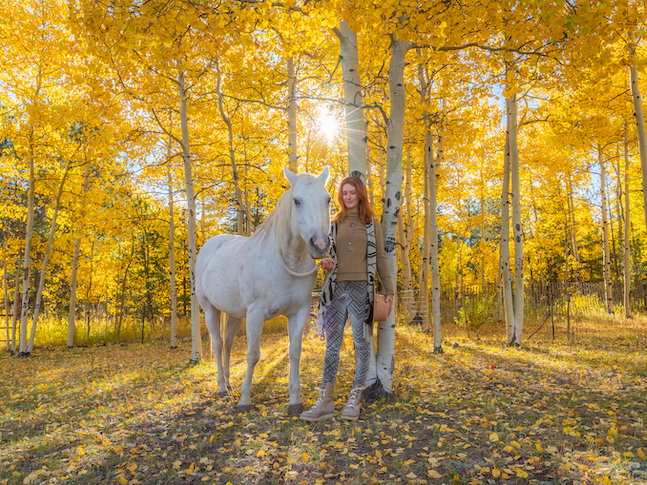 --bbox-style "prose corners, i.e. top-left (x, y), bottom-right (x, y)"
top-left (418, 144), bottom-right (430, 329)
top-left (168, 160), bottom-right (179, 348)
top-left (3, 236), bottom-right (9, 351)
top-left (500, 135), bottom-right (515, 344)
top-left (598, 145), bottom-right (614, 314)
top-left (366, 147), bottom-right (374, 205)
top-left (629, 38), bottom-right (647, 233)
top-left (18, 153), bottom-right (35, 356)
top-left (287, 57), bottom-right (298, 172)
top-left (624, 122), bottom-right (632, 319)
top-left (178, 66), bottom-right (202, 364)
top-left (216, 63), bottom-right (244, 235)
top-left (11, 261), bottom-right (20, 354)
top-left (371, 36), bottom-right (410, 396)
top-left (28, 166), bottom-right (70, 354)
top-left (376, 125), bottom-right (386, 200)
top-left (416, 59), bottom-right (443, 352)
top-left (507, 94), bottom-right (524, 345)
top-left (398, 145), bottom-right (414, 321)
top-left (566, 177), bottom-right (581, 263)
top-left (429, 129), bottom-right (443, 352)
top-left (67, 165), bottom-right (91, 348)
top-left (334, 21), bottom-right (367, 179)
